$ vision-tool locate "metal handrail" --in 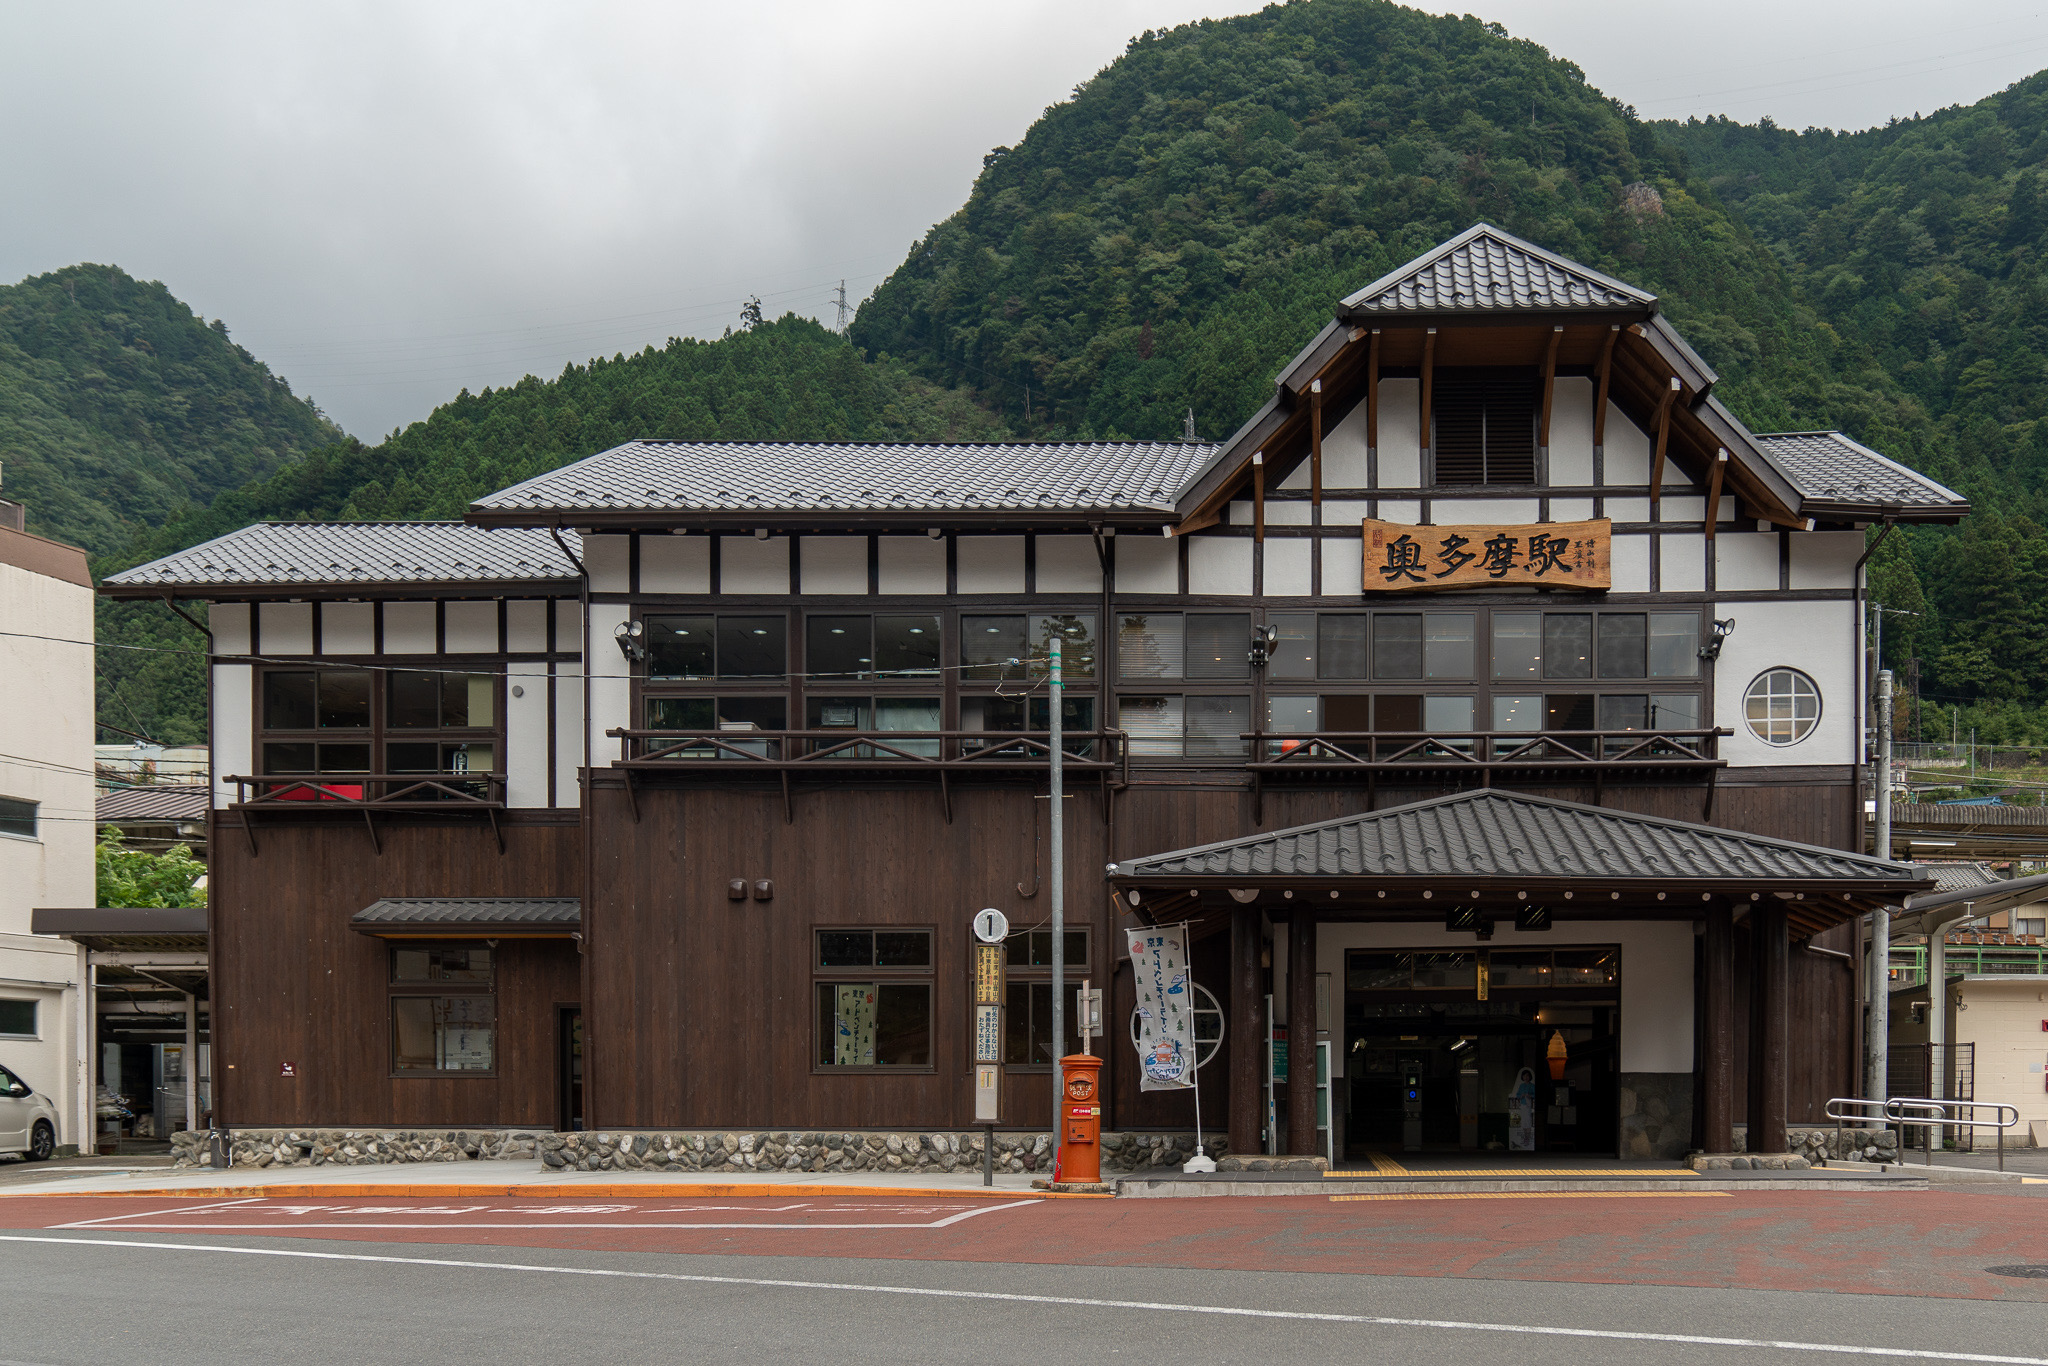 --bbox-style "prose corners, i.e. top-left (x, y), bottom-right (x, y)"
top-left (226, 773), bottom-right (507, 807)
top-left (1885, 1096), bottom-right (2022, 1170)
top-left (1245, 727), bottom-right (1730, 768)
top-left (608, 728), bottom-right (1127, 772)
